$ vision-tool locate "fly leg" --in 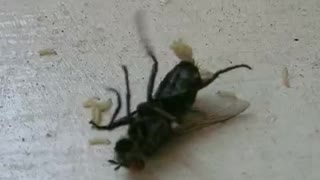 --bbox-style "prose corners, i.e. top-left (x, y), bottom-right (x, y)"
top-left (135, 10), bottom-right (158, 101)
top-left (89, 88), bottom-right (124, 130)
top-left (199, 64), bottom-right (252, 89)
top-left (146, 49), bottom-right (158, 101)
top-left (90, 66), bottom-right (134, 130)
top-left (122, 65), bottom-right (131, 116)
